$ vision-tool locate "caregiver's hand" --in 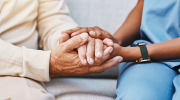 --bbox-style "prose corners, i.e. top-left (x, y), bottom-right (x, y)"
top-left (50, 33), bottom-right (123, 77)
